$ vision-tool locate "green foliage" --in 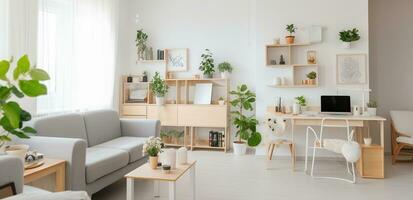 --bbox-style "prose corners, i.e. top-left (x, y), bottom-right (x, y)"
top-left (286, 24), bottom-right (297, 35)
top-left (0, 55), bottom-right (49, 146)
top-left (367, 100), bottom-right (377, 108)
top-left (306, 71), bottom-right (317, 79)
top-left (218, 96), bottom-right (224, 101)
top-left (150, 72), bottom-right (168, 97)
top-left (218, 62), bottom-right (233, 73)
top-left (295, 95), bottom-right (306, 106)
top-left (160, 130), bottom-right (184, 138)
top-left (230, 84), bottom-right (261, 147)
top-left (135, 29), bottom-right (148, 57)
top-left (199, 49), bottom-right (215, 77)
top-left (339, 28), bottom-right (360, 42)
